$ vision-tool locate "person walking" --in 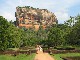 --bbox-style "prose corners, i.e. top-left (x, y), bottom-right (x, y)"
top-left (36, 45), bottom-right (39, 54)
top-left (39, 45), bottom-right (43, 53)
top-left (36, 45), bottom-right (43, 54)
